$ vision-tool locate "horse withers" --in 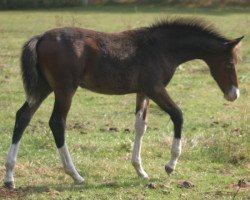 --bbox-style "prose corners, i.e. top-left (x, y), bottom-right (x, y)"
top-left (4, 17), bottom-right (243, 188)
